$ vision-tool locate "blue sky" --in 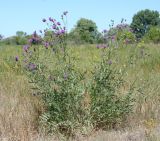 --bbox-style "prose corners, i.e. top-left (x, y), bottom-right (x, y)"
top-left (0, 0), bottom-right (159, 37)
